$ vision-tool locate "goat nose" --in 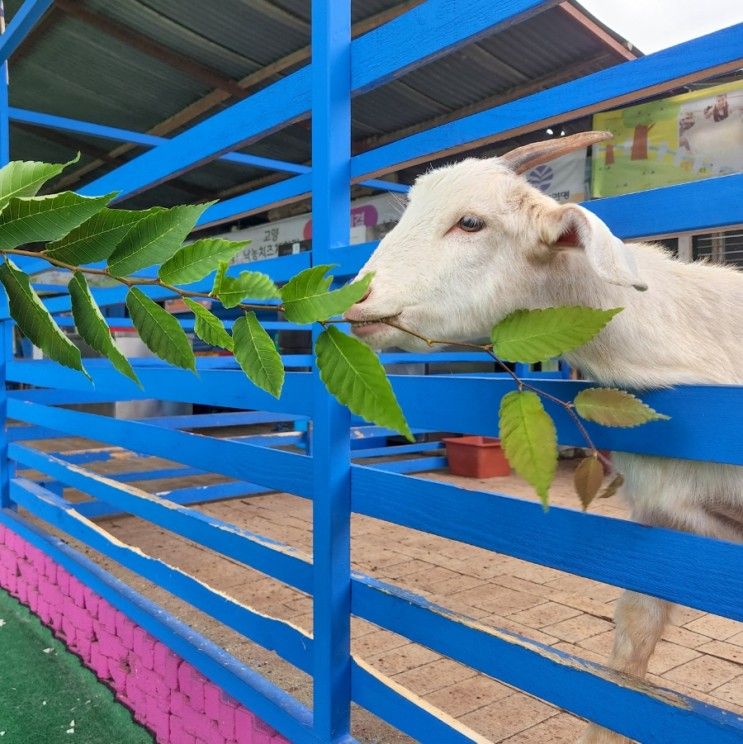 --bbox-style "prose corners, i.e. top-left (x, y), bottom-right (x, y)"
top-left (357, 287), bottom-right (372, 304)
